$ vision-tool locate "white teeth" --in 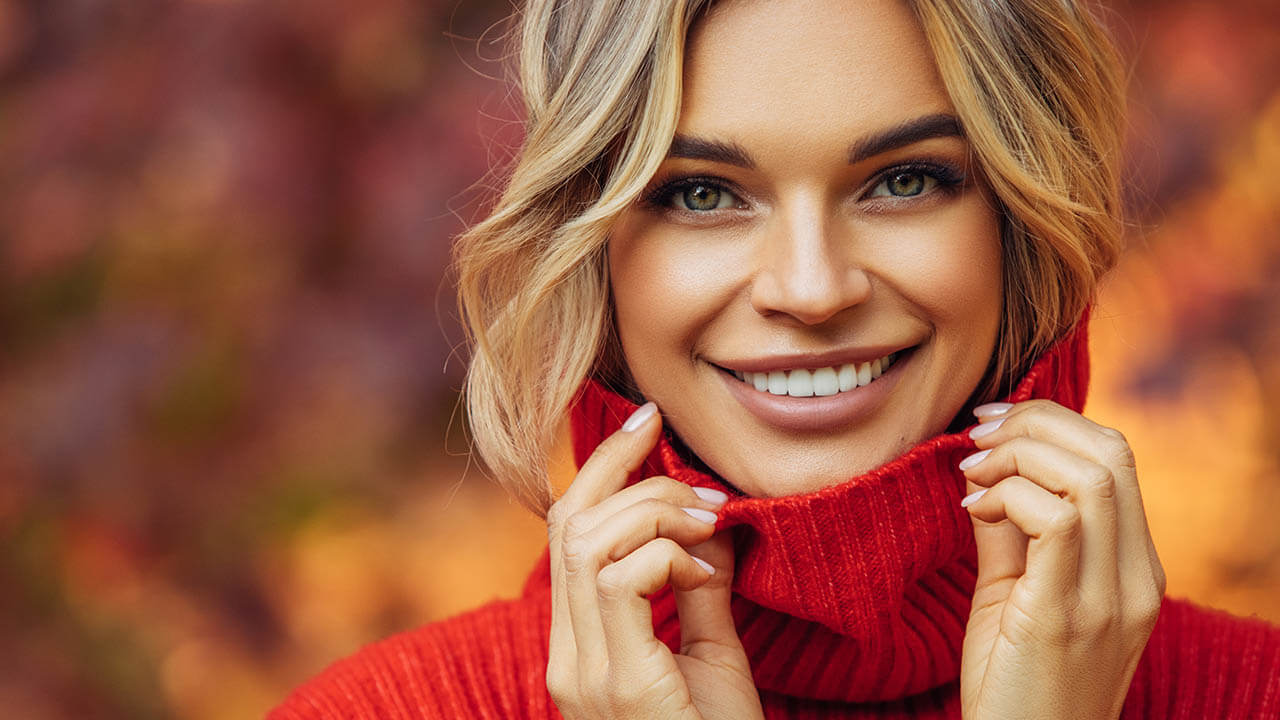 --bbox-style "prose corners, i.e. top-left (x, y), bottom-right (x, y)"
top-left (733, 352), bottom-right (899, 397)
top-left (767, 370), bottom-right (788, 395)
top-left (786, 369), bottom-right (814, 397)
top-left (856, 362), bottom-right (872, 387)
top-left (811, 367), bottom-right (839, 396)
top-left (838, 364), bottom-right (856, 391)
